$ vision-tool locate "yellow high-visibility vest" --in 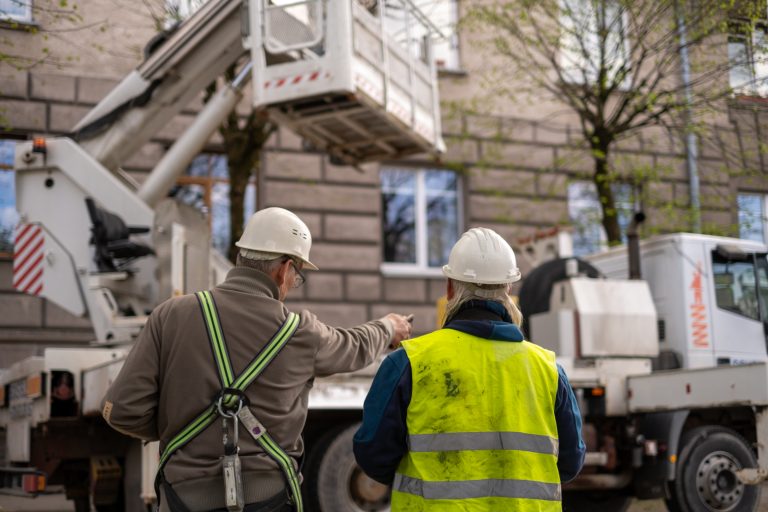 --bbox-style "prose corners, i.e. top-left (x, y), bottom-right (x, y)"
top-left (393, 328), bottom-right (561, 512)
